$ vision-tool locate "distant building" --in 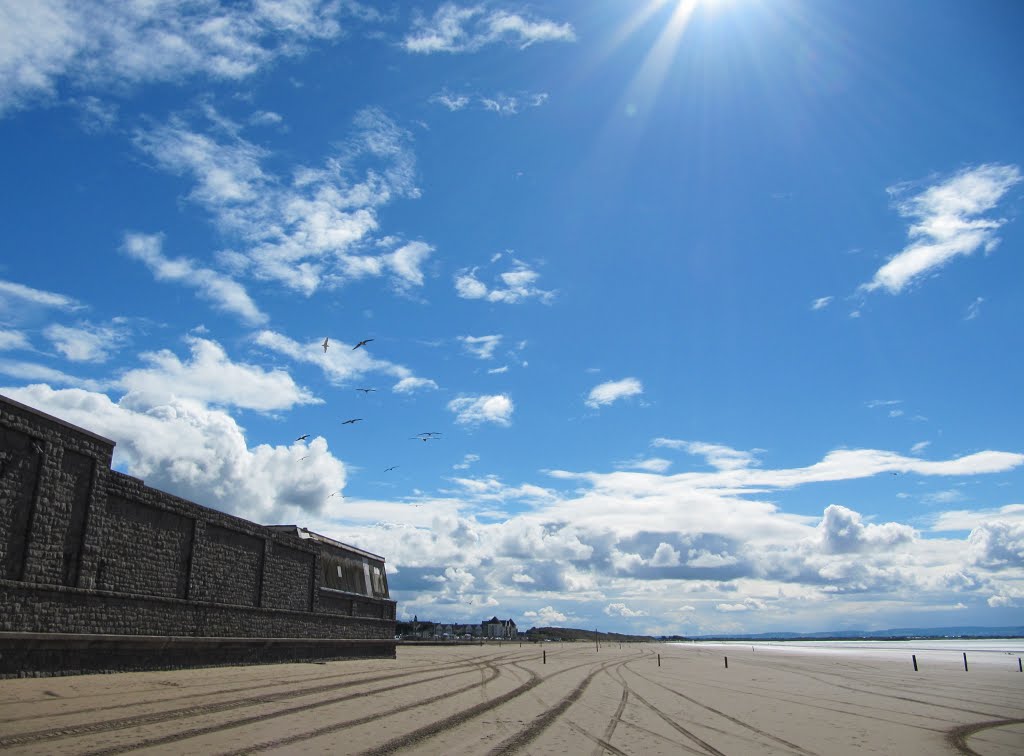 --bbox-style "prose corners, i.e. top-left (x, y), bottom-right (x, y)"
top-left (482, 616), bottom-right (517, 639)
